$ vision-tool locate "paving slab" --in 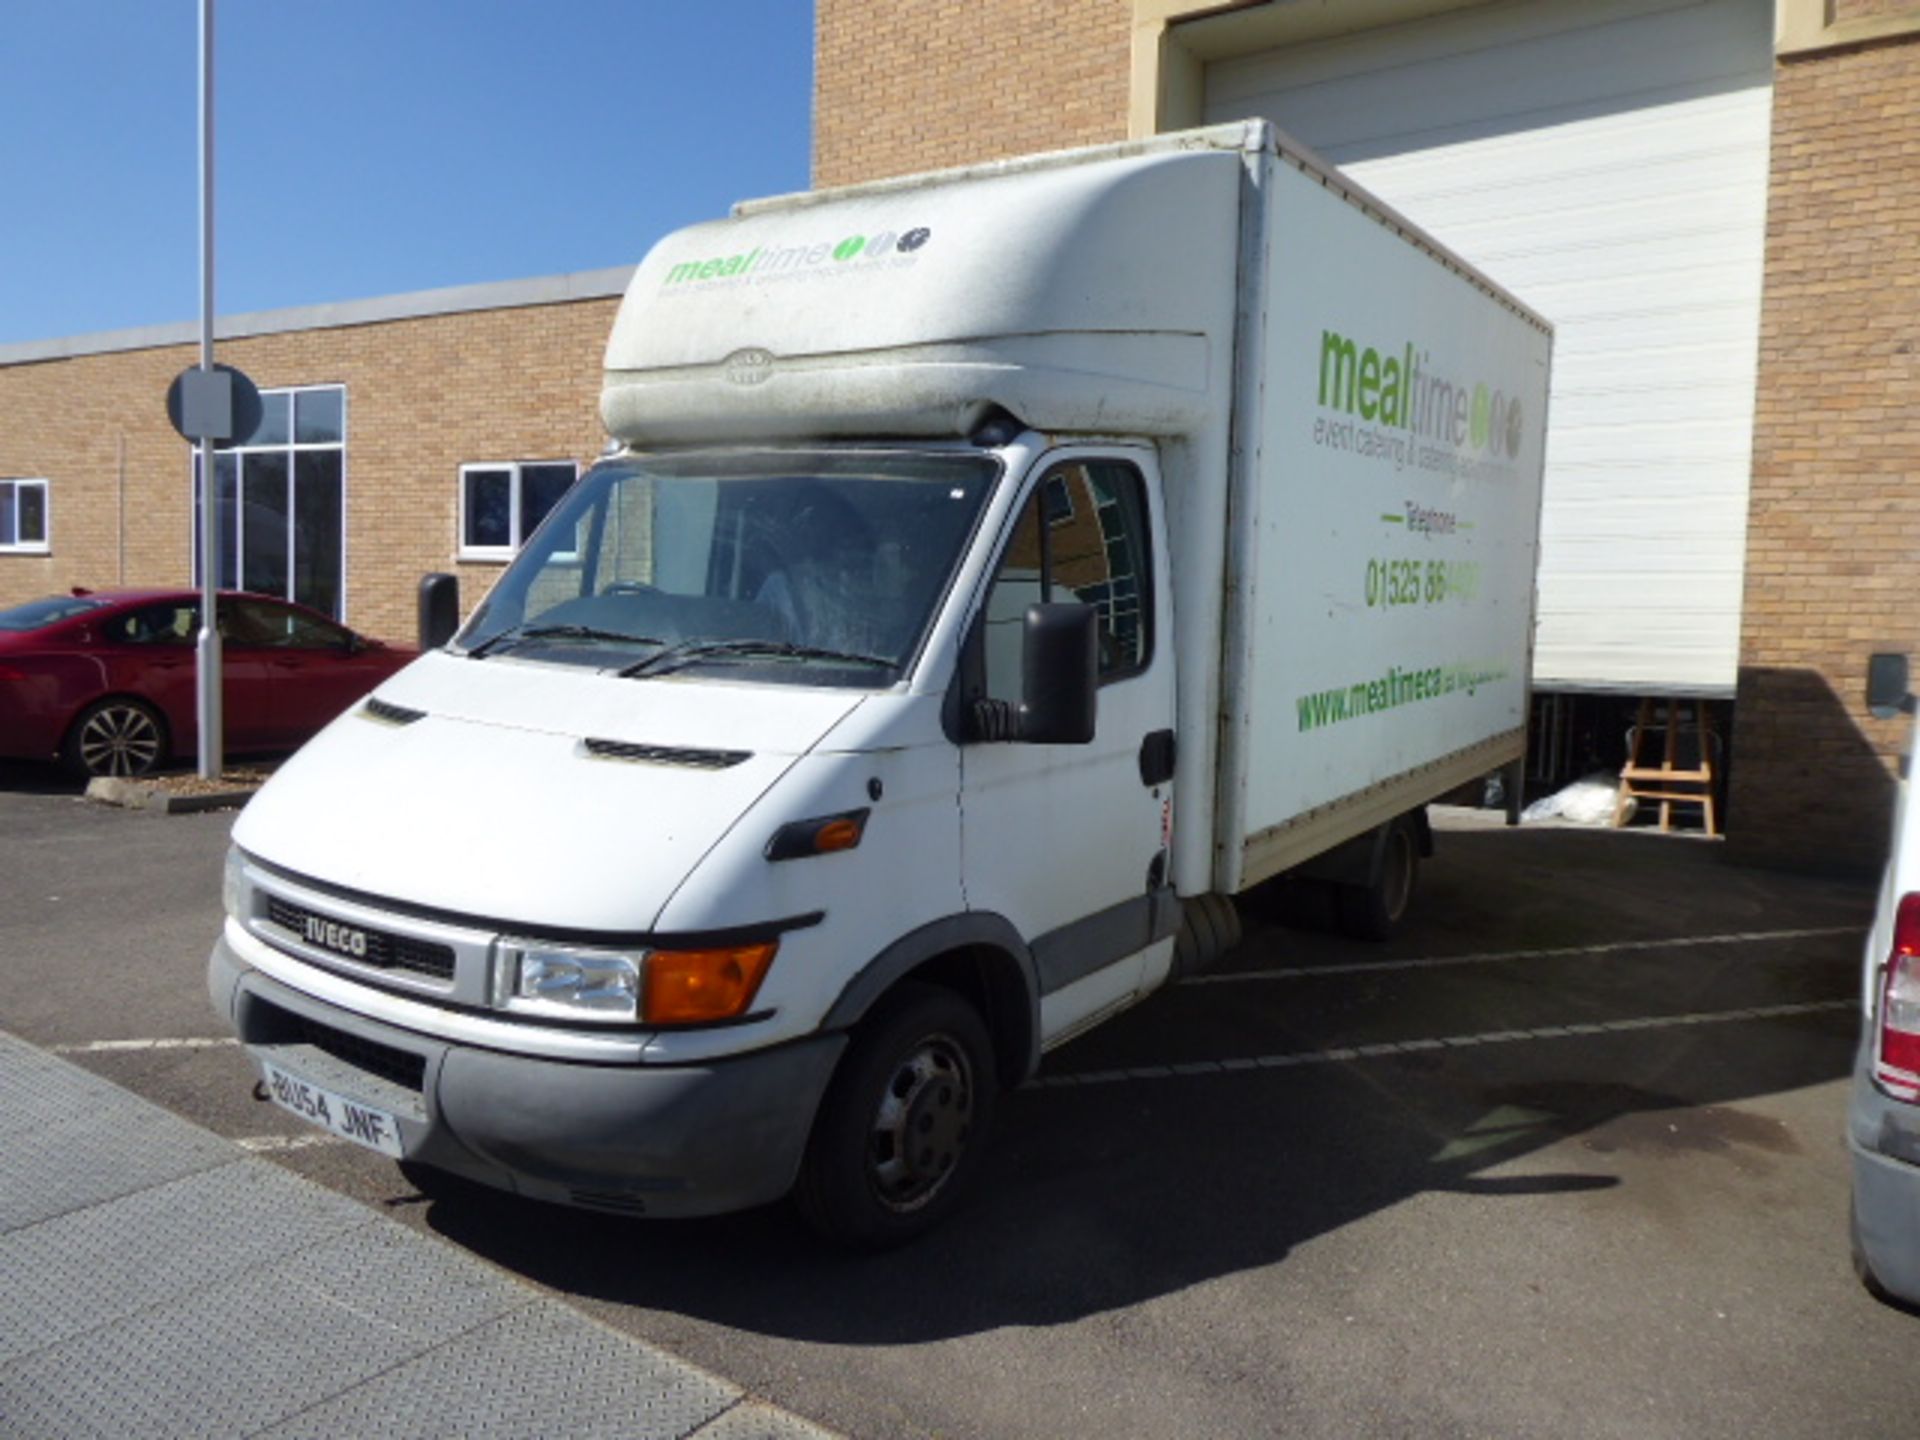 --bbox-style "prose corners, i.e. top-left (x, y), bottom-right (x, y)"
top-left (0, 1030), bottom-right (840, 1440)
